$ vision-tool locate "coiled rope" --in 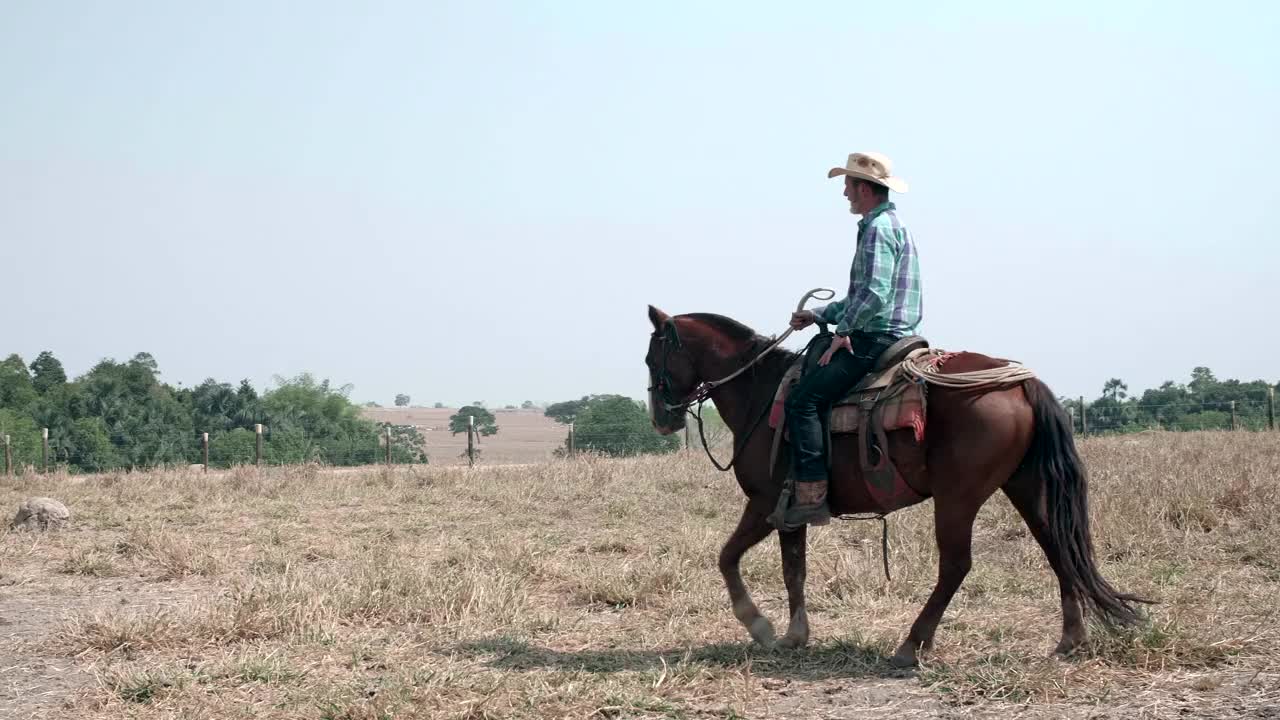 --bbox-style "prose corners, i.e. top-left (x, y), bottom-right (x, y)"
top-left (901, 351), bottom-right (1038, 389)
